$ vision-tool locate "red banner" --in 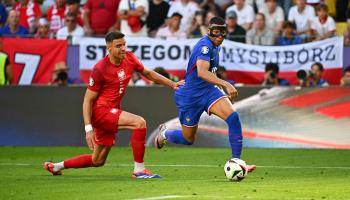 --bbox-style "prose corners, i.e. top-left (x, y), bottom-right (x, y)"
top-left (3, 38), bottom-right (67, 85)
